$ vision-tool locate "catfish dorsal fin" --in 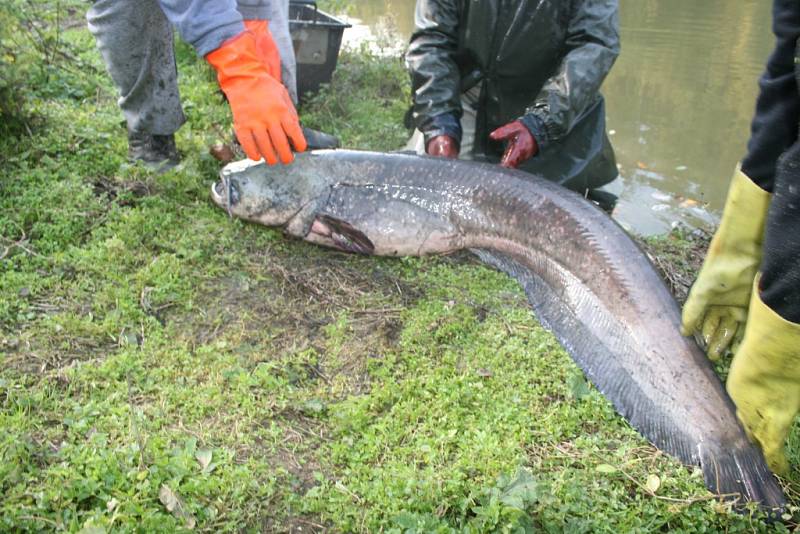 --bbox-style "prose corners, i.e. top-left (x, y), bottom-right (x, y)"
top-left (315, 214), bottom-right (375, 255)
